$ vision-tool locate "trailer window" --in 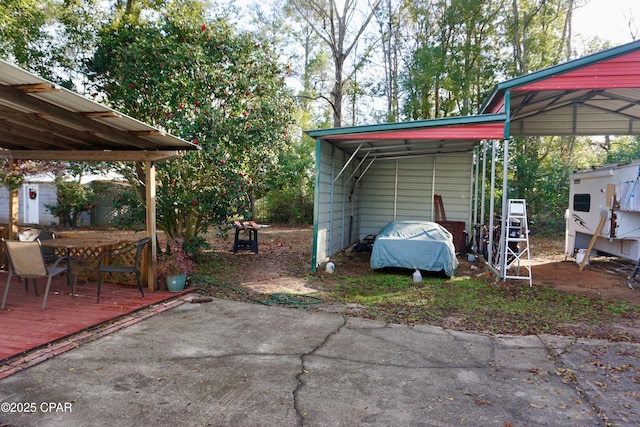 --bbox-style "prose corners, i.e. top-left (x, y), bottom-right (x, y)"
top-left (574, 194), bottom-right (590, 212)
